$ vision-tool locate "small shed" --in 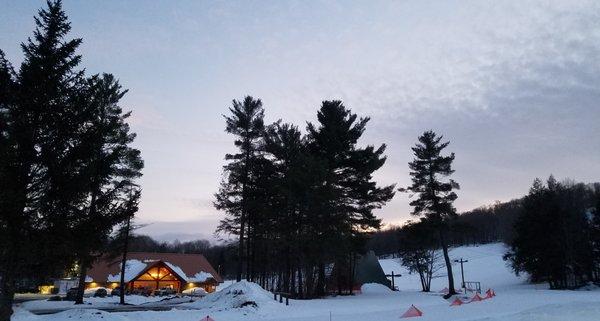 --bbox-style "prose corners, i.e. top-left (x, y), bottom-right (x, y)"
top-left (354, 251), bottom-right (392, 289)
top-left (327, 250), bottom-right (391, 294)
